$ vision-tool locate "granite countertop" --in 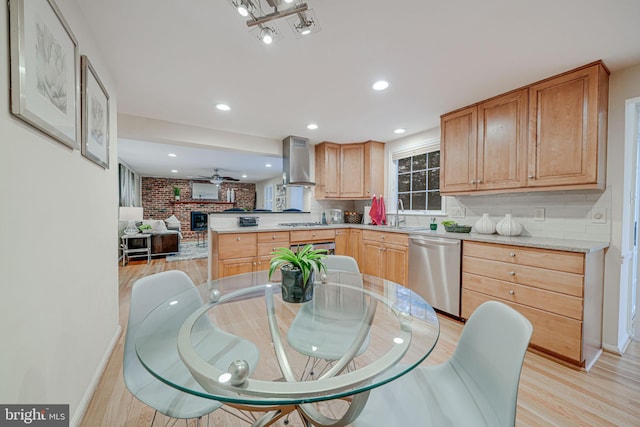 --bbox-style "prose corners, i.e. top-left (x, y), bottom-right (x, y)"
top-left (209, 224), bottom-right (609, 253)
